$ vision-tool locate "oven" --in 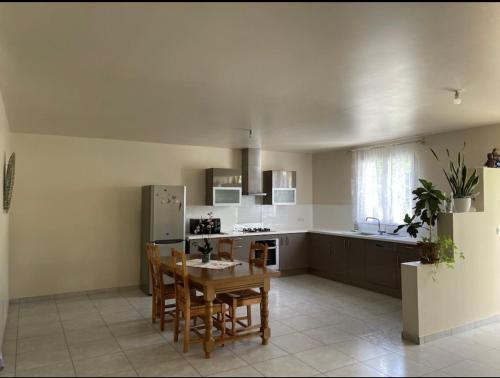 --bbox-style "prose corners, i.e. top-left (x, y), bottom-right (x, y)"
top-left (254, 238), bottom-right (279, 269)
